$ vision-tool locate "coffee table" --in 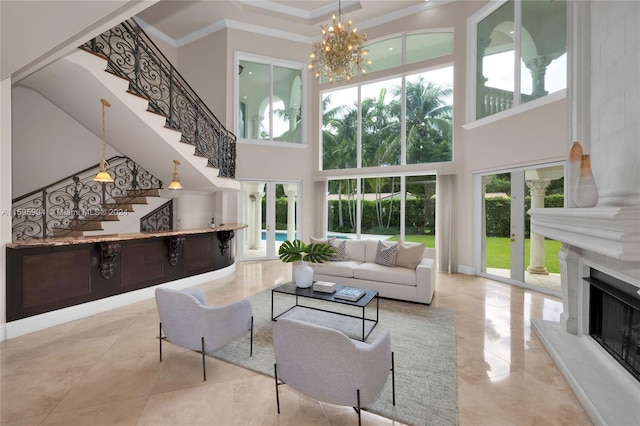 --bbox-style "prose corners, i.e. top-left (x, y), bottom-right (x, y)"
top-left (271, 282), bottom-right (379, 342)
